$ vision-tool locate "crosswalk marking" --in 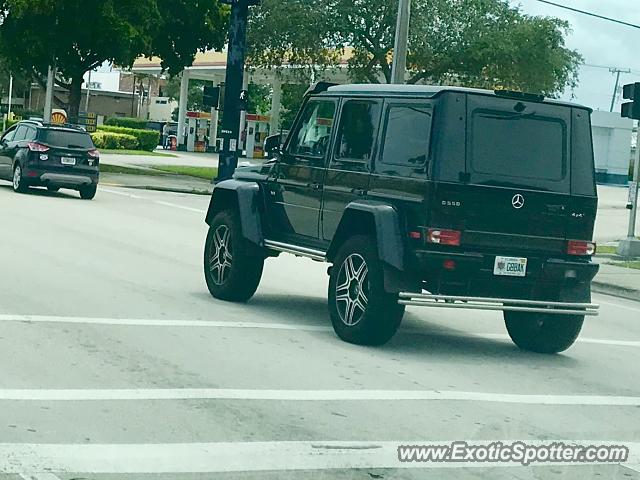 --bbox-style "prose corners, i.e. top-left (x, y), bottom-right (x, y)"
top-left (1, 388), bottom-right (639, 405)
top-left (2, 440), bottom-right (639, 474)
